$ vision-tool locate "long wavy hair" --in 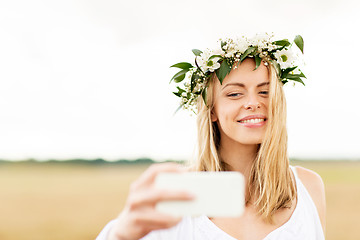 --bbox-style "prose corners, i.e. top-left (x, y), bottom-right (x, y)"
top-left (192, 60), bottom-right (296, 223)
